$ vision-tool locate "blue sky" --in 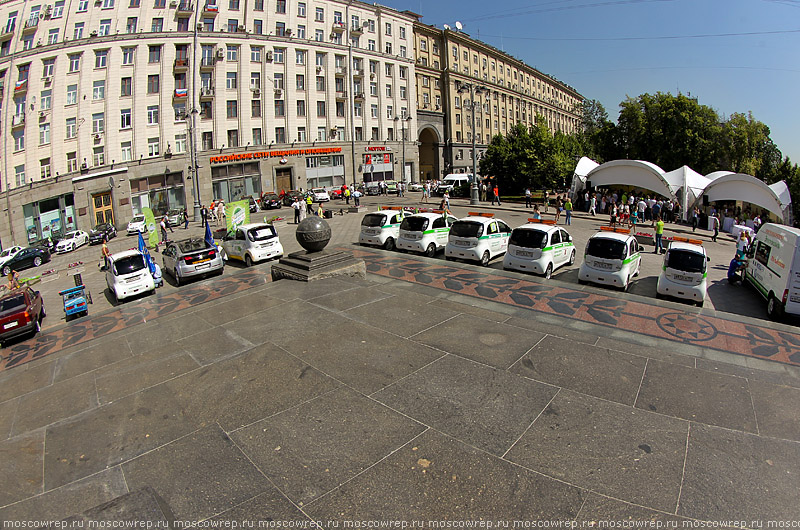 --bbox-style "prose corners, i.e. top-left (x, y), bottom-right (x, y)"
top-left (381, 0), bottom-right (800, 166)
